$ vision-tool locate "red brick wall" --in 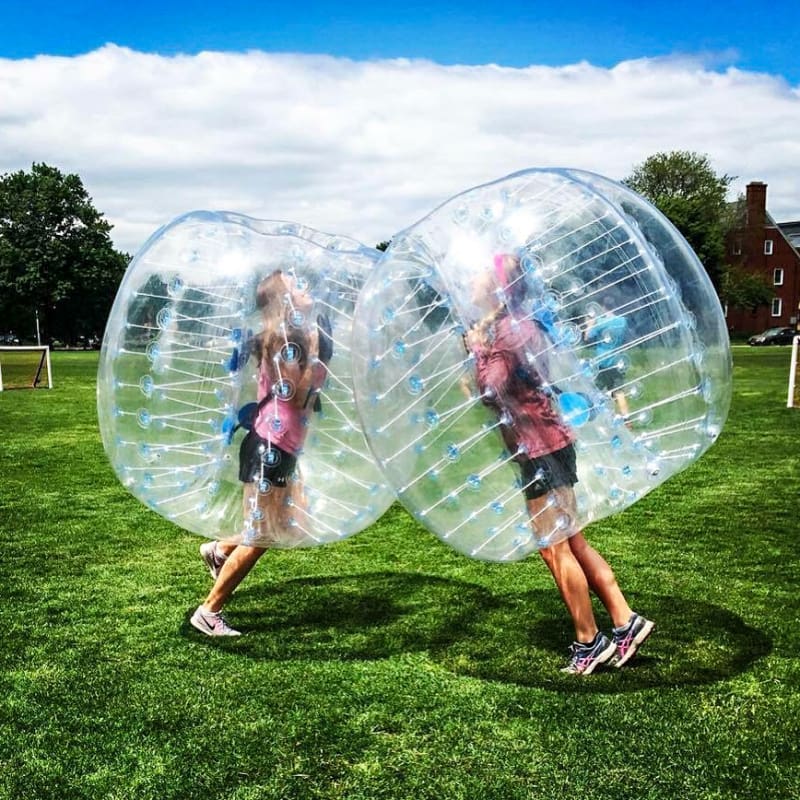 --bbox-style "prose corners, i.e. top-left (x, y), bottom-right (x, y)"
top-left (726, 182), bottom-right (800, 336)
